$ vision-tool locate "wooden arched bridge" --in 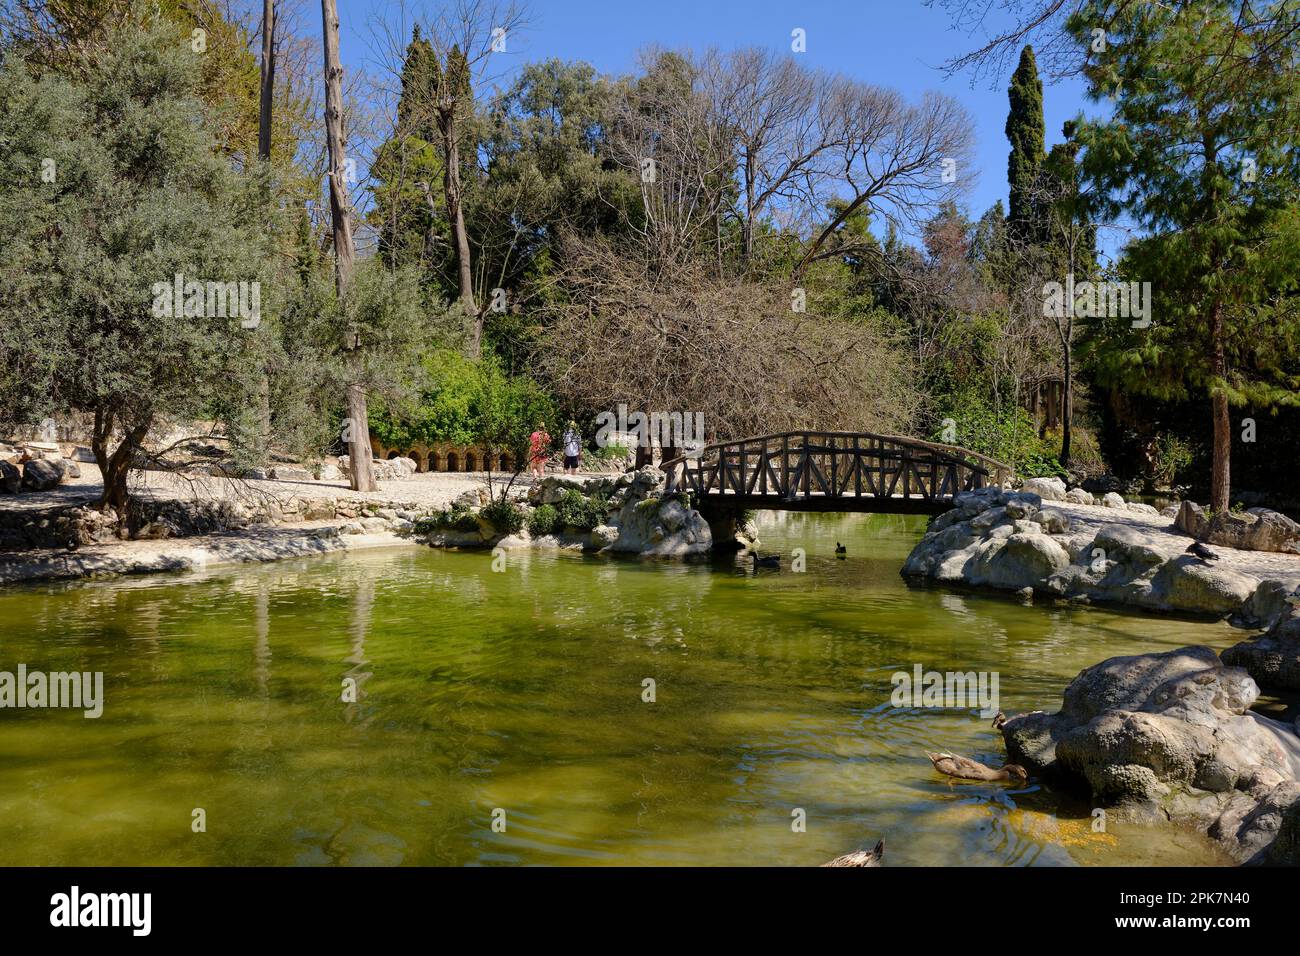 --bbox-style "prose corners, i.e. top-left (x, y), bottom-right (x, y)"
top-left (661, 431), bottom-right (1013, 514)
